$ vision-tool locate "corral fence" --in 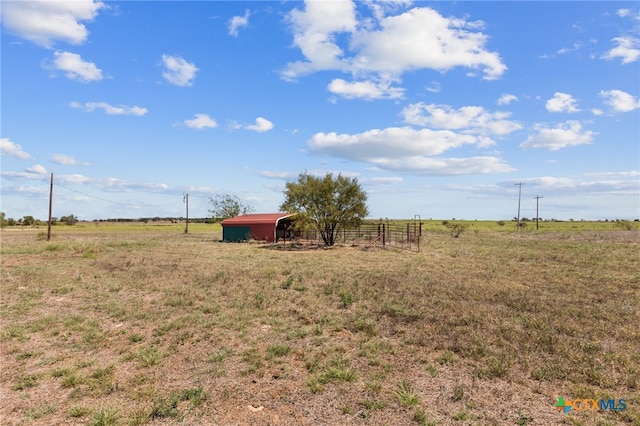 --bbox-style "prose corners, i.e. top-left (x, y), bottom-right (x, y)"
top-left (280, 220), bottom-right (423, 252)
